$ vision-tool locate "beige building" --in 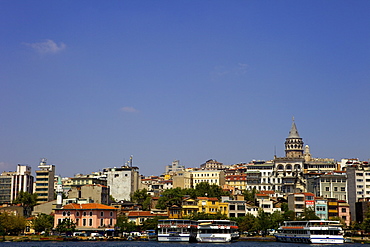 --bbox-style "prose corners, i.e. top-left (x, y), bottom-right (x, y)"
top-left (68, 184), bottom-right (110, 205)
top-left (172, 171), bottom-right (192, 189)
top-left (191, 170), bottom-right (225, 187)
